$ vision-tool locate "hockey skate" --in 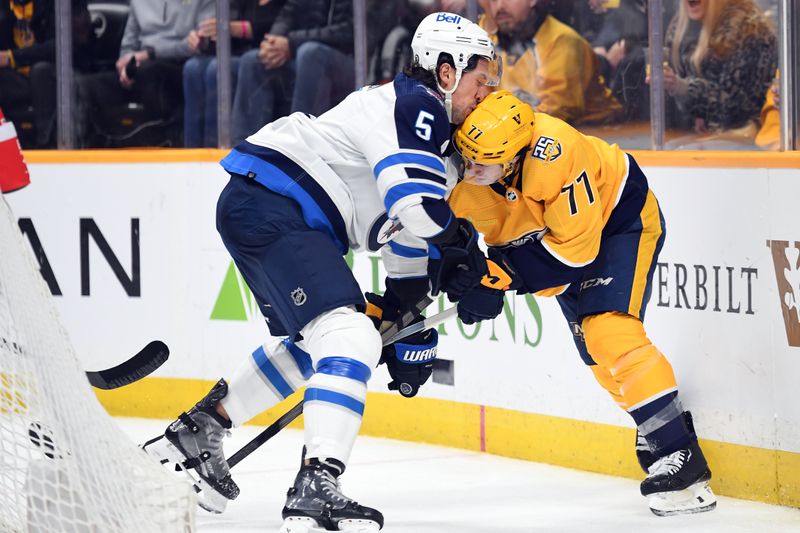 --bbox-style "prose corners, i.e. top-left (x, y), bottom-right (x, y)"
top-left (280, 457), bottom-right (383, 532)
top-left (640, 440), bottom-right (716, 516)
top-left (141, 379), bottom-right (239, 514)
